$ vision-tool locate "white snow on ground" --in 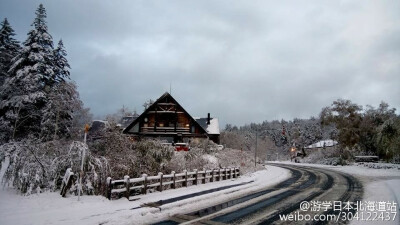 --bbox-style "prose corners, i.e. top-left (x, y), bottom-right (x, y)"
top-left (272, 161), bottom-right (400, 225)
top-left (0, 165), bottom-right (289, 225)
top-left (350, 179), bottom-right (400, 225)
